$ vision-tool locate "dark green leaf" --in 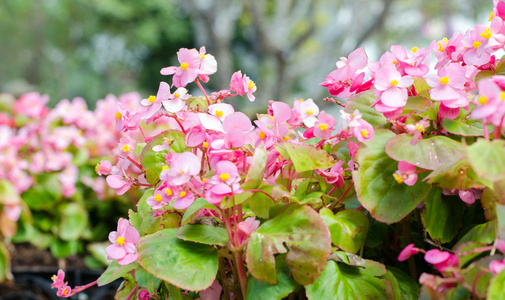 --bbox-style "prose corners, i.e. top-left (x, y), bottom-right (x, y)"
top-left (467, 138), bottom-right (505, 182)
top-left (422, 190), bottom-right (464, 243)
top-left (324, 209), bottom-right (369, 254)
top-left (387, 266), bottom-right (420, 300)
top-left (58, 203), bottom-right (88, 241)
top-left (455, 221), bottom-right (495, 246)
top-left (176, 224), bottom-right (229, 246)
top-left (442, 118), bottom-right (484, 136)
top-left (97, 260), bottom-right (138, 286)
